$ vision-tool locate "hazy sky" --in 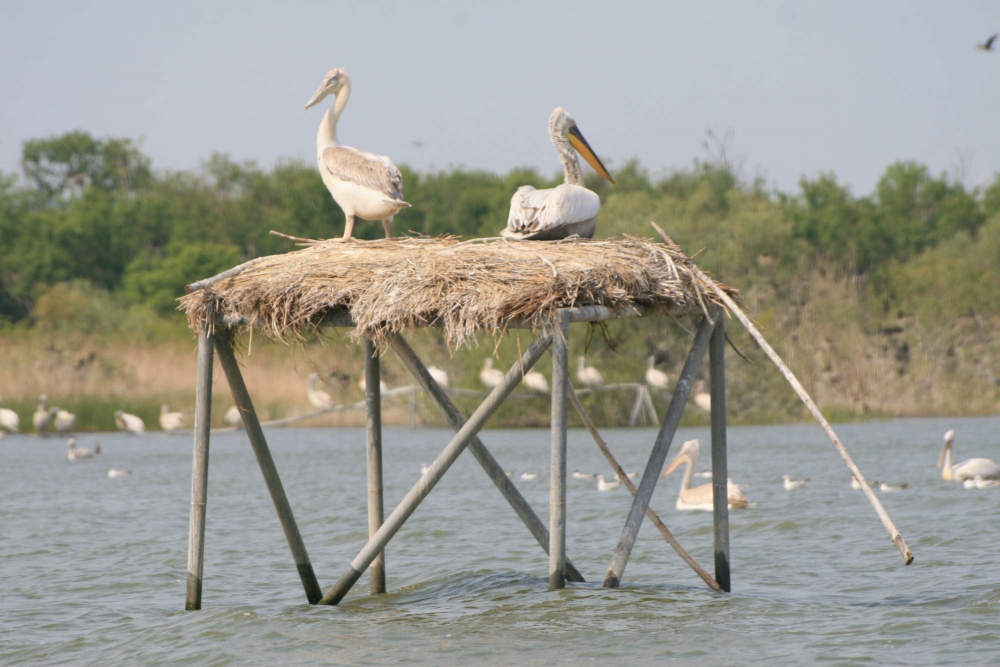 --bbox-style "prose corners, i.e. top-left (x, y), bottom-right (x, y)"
top-left (2, 0), bottom-right (998, 193)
